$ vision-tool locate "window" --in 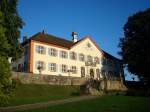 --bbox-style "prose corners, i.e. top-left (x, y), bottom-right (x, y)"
top-left (116, 62), bottom-right (121, 69)
top-left (48, 63), bottom-right (57, 72)
top-left (94, 57), bottom-right (100, 64)
top-left (81, 67), bottom-right (85, 77)
top-left (109, 60), bottom-right (113, 66)
top-left (87, 42), bottom-right (91, 48)
top-left (60, 51), bottom-right (68, 58)
top-left (96, 69), bottom-right (100, 78)
top-left (61, 64), bottom-right (67, 73)
top-left (48, 48), bottom-right (57, 57)
top-left (114, 72), bottom-right (119, 80)
top-left (71, 66), bottom-right (77, 74)
top-left (36, 61), bottom-right (45, 70)
top-left (79, 53), bottom-right (85, 61)
top-left (108, 71), bottom-right (113, 80)
top-left (101, 70), bottom-right (106, 78)
top-left (101, 57), bottom-right (107, 65)
top-left (70, 52), bottom-right (77, 60)
top-left (107, 59), bottom-right (113, 66)
top-left (87, 55), bottom-right (92, 62)
top-left (36, 45), bottom-right (46, 54)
